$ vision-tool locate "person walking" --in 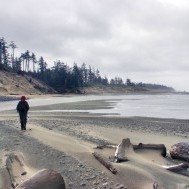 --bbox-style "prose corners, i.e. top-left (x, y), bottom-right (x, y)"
top-left (16, 96), bottom-right (29, 130)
